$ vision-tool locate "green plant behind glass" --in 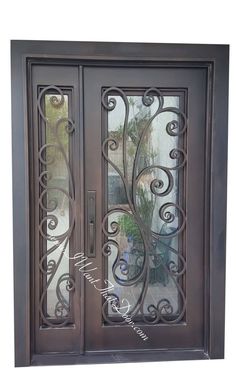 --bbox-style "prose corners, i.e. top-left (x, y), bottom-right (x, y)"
top-left (119, 187), bottom-right (155, 244)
